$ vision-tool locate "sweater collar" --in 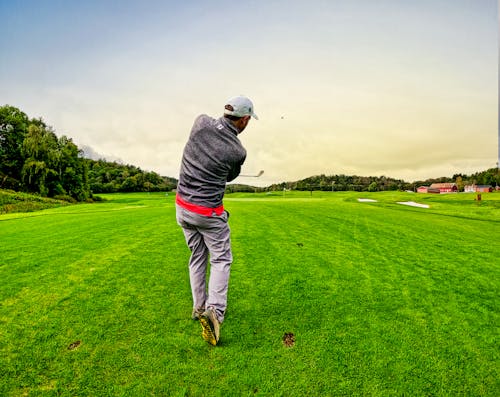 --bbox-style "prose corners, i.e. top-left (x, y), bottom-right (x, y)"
top-left (219, 116), bottom-right (240, 135)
